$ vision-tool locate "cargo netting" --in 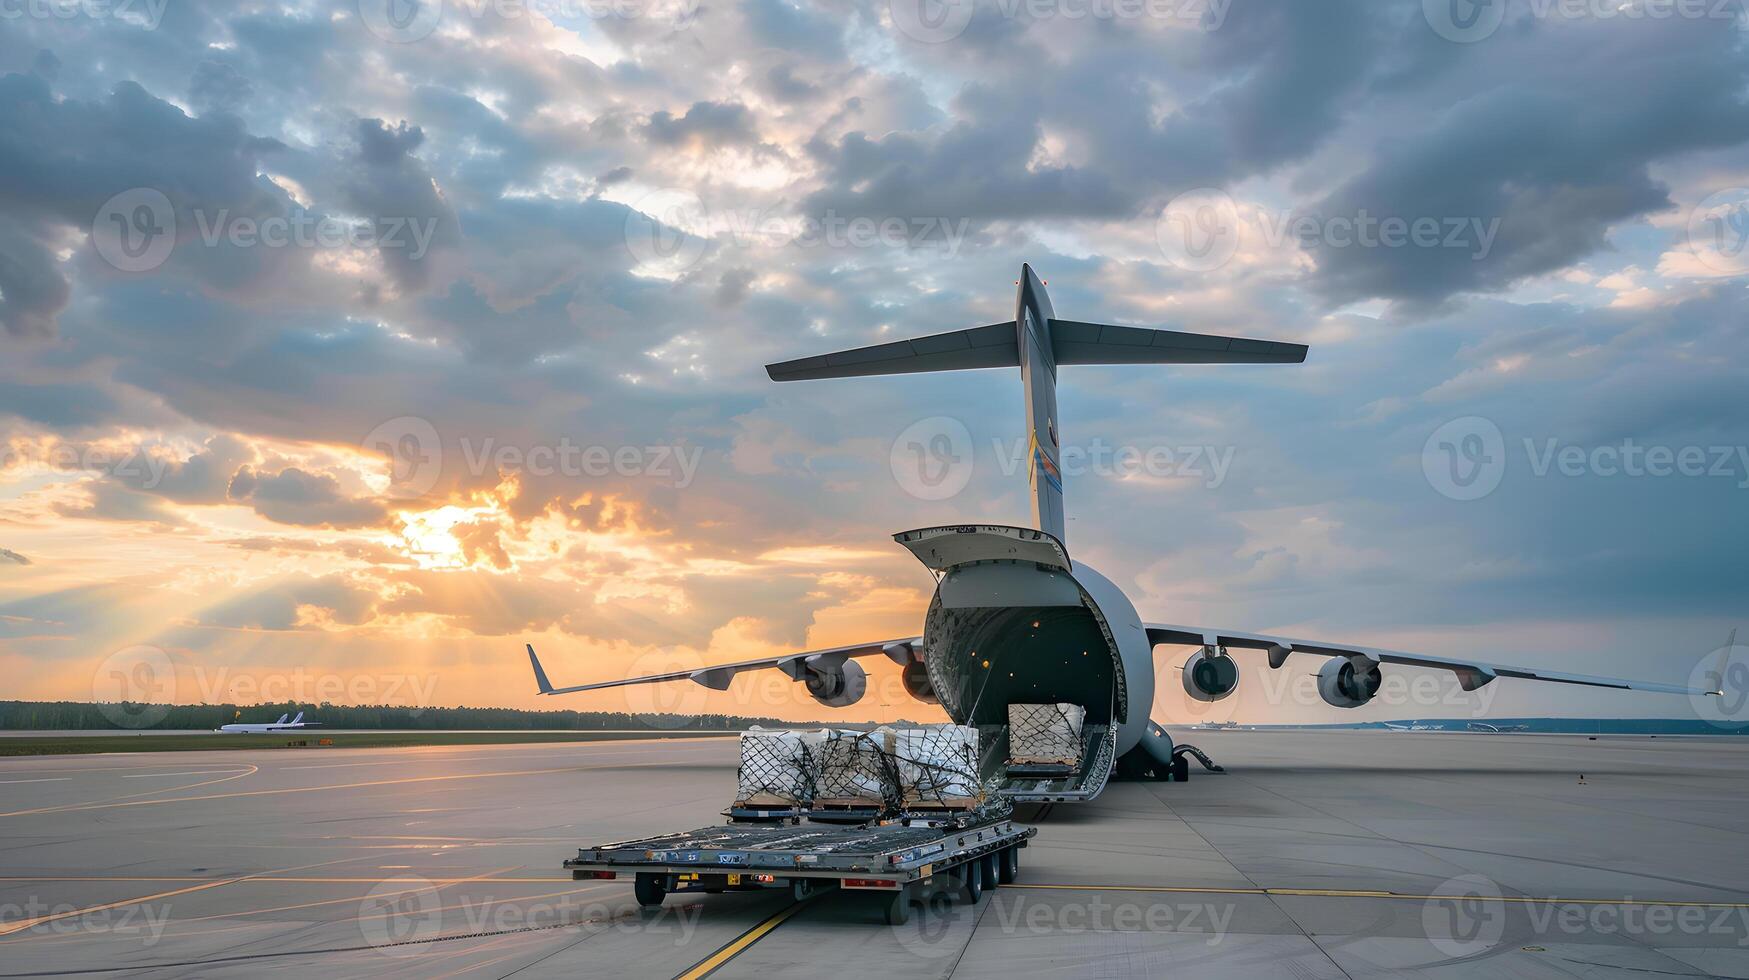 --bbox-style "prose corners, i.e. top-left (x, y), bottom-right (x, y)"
top-left (810, 729), bottom-right (901, 807)
top-left (888, 725), bottom-right (983, 809)
top-left (1007, 703), bottom-right (1087, 767)
top-left (734, 730), bottom-right (818, 807)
